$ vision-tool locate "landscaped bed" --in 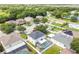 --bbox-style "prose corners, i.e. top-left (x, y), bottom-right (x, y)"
top-left (43, 45), bottom-right (63, 54)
